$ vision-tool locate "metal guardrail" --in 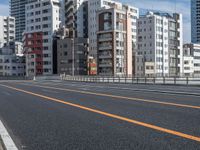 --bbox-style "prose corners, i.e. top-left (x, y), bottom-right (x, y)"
top-left (61, 75), bottom-right (200, 86)
top-left (0, 76), bottom-right (31, 80)
top-left (34, 75), bottom-right (61, 81)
